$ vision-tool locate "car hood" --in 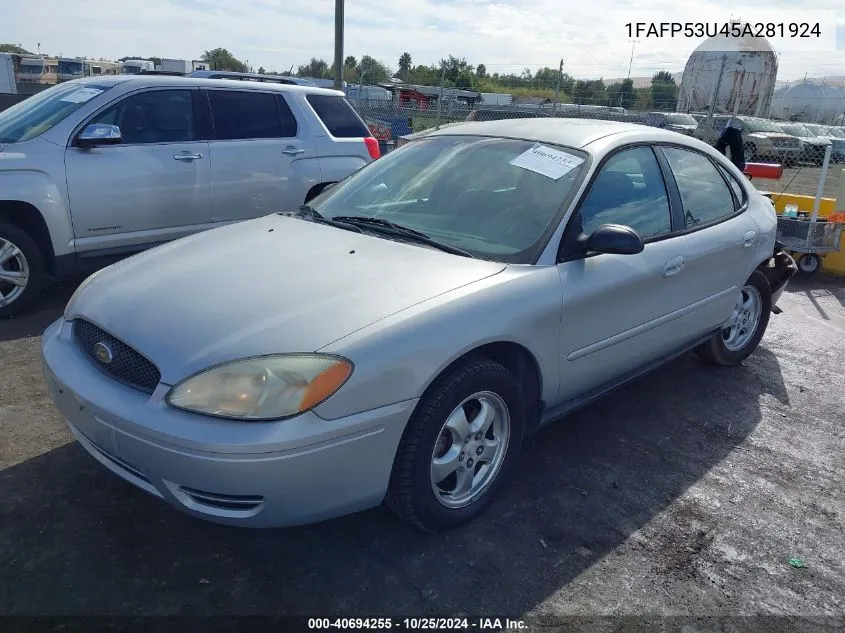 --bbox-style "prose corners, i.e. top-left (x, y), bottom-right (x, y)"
top-left (66, 214), bottom-right (506, 384)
